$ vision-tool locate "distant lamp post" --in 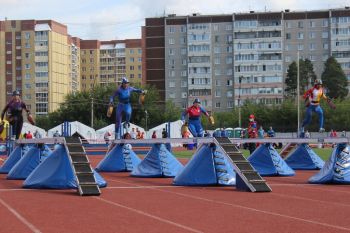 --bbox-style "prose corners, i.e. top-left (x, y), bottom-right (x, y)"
top-left (145, 110), bottom-right (149, 131)
top-left (238, 76), bottom-right (243, 128)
